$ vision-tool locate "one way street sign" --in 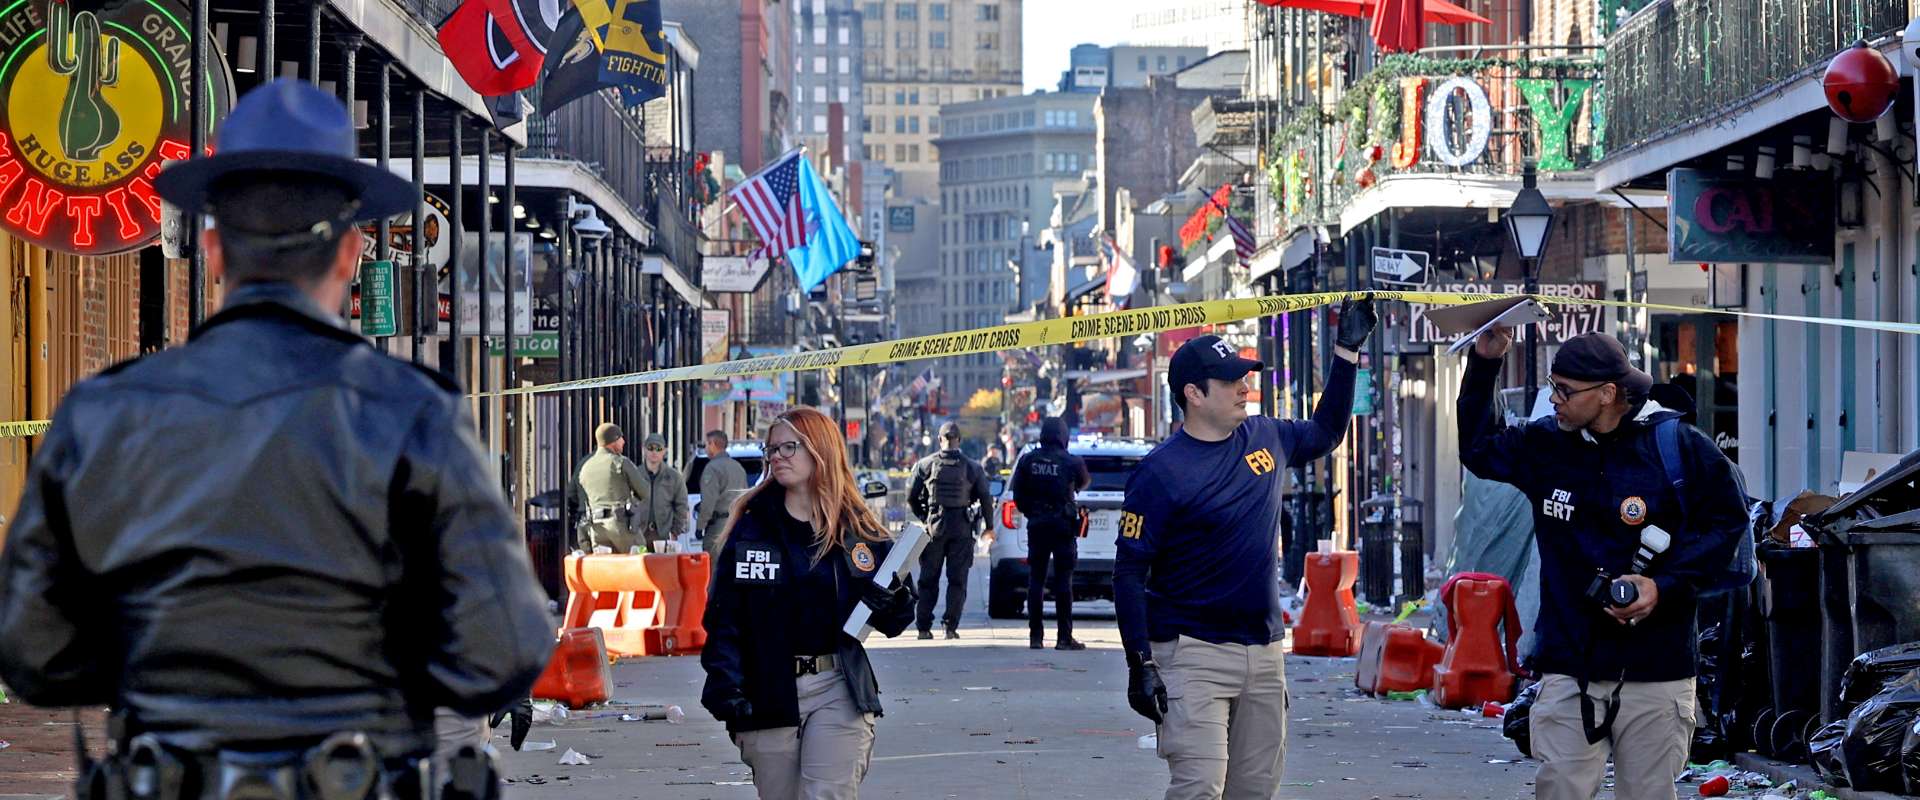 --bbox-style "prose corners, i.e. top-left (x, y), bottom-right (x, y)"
top-left (1371, 247), bottom-right (1430, 286)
